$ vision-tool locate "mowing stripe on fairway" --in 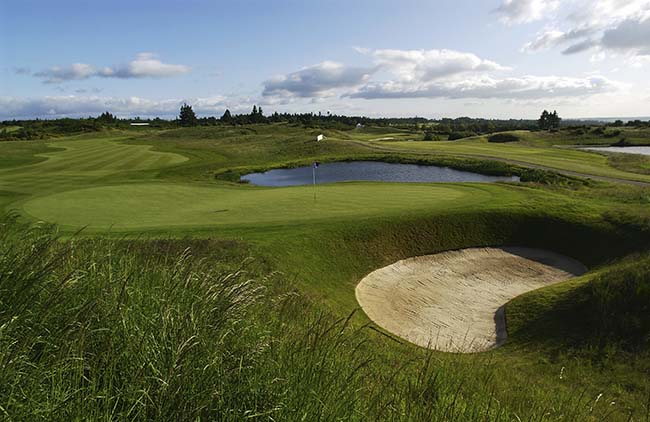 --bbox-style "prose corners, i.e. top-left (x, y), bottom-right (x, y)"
top-left (0, 139), bottom-right (187, 177)
top-left (371, 140), bottom-right (650, 183)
